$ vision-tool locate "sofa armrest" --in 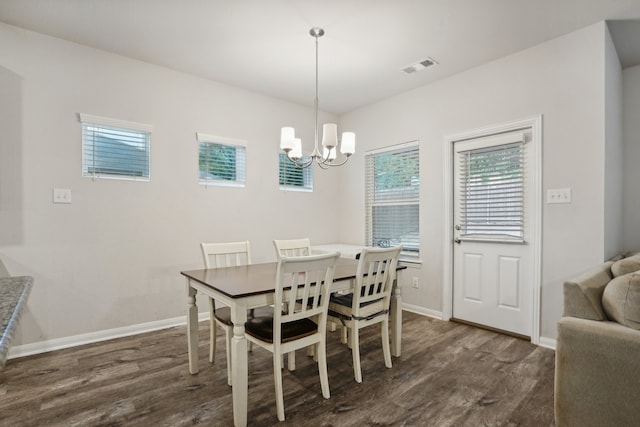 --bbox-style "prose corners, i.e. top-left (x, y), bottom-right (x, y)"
top-left (563, 262), bottom-right (613, 320)
top-left (555, 317), bottom-right (640, 426)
